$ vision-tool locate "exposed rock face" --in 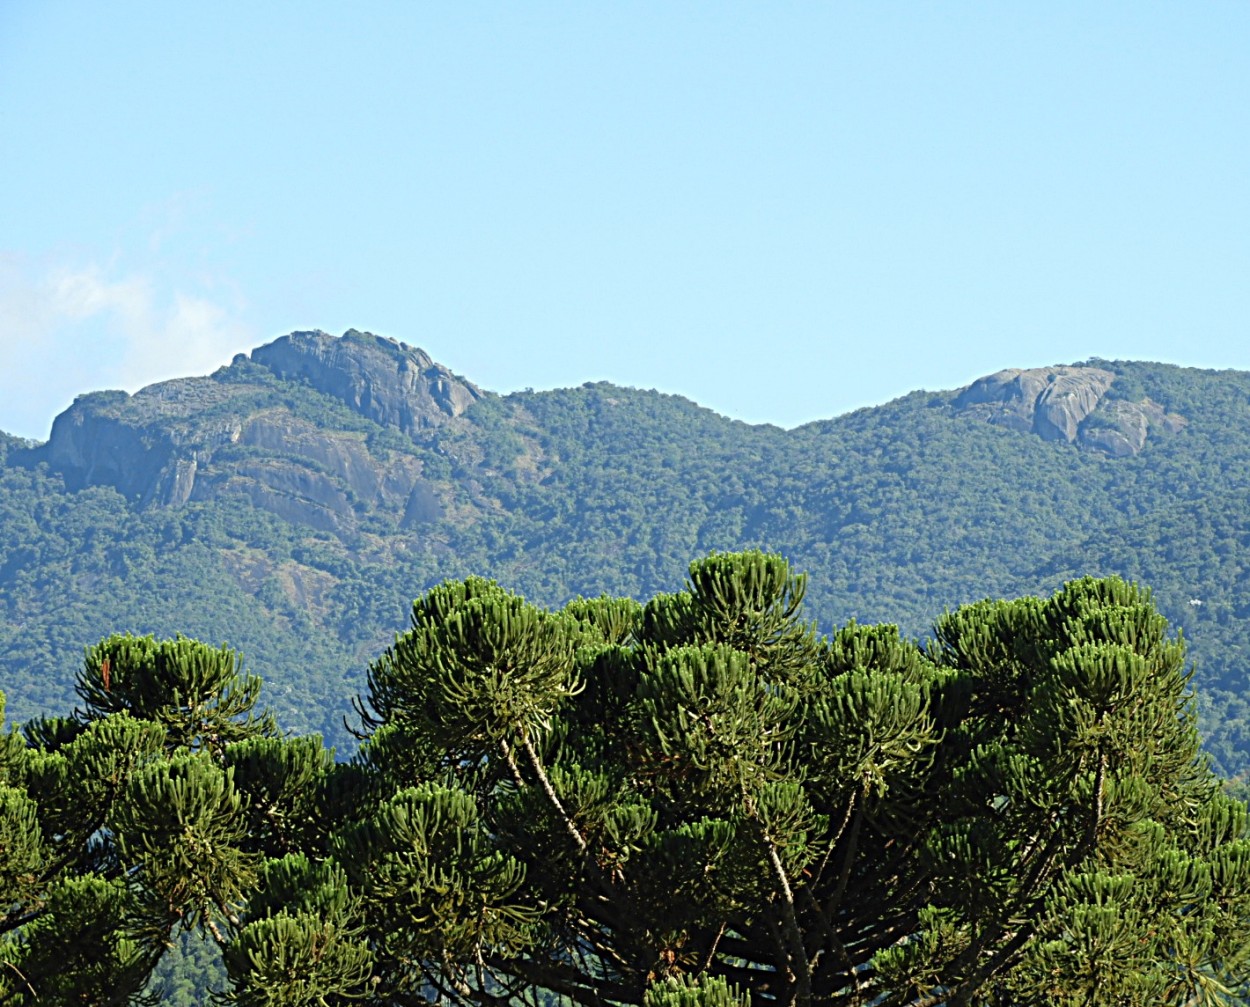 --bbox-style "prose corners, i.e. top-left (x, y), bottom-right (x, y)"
top-left (238, 414), bottom-right (408, 505)
top-left (955, 368), bottom-right (1058, 433)
top-left (1034, 370), bottom-right (1115, 442)
top-left (154, 455), bottom-right (199, 507)
top-left (35, 331), bottom-right (470, 536)
top-left (45, 382), bottom-right (251, 506)
top-left (953, 366), bottom-right (1186, 456)
top-left (1079, 399), bottom-right (1188, 458)
top-left (955, 366), bottom-right (1115, 441)
top-left (251, 329), bottom-right (484, 434)
top-left (45, 391), bottom-right (161, 498)
top-left (45, 391), bottom-right (203, 504)
top-left (206, 414), bottom-right (440, 534)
